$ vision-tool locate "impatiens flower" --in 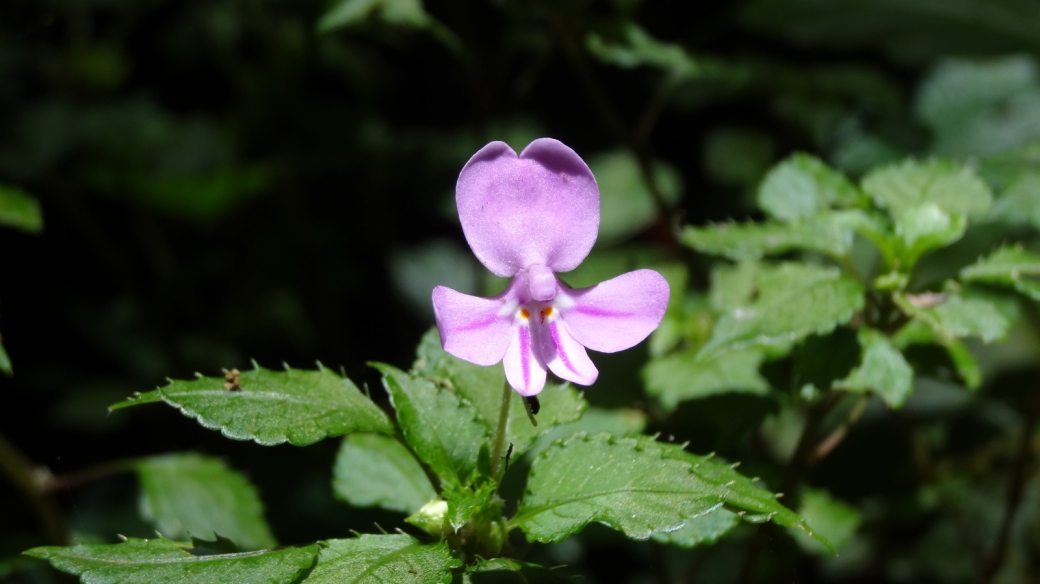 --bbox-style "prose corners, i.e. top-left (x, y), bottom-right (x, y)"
top-left (432, 138), bottom-right (670, 396)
